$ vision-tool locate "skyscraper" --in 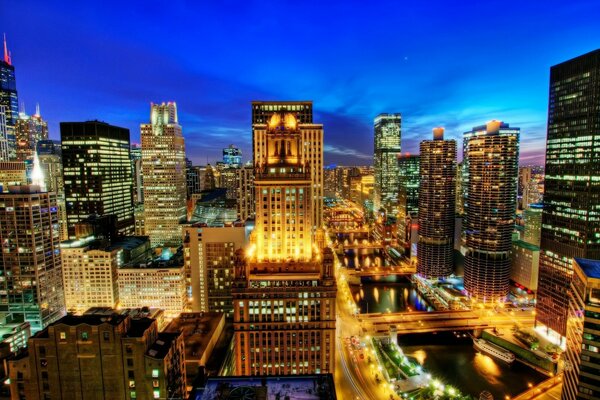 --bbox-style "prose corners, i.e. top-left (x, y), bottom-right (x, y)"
top-left (536, 49), bottom-right (600, 339)
top-left (463, 121), bottom-right (519, 302)
top-left (373, 113), bottom-right (401, 213)
top-left (223, 144), bottom-right (242, 168)
top-left (418, 128), bottom-right (456, 279)
top-left (61, 121), bottom-right (135, 237)
top-left (232, 109), bottom-right (336, 376)
top-left (15, 104), bottom-right (48, 161)
top-left (130, 143), bottom-right (143, 204)
top-left (141, 102), bottom-right (187, 247)
top-left (0, 105), bottom-right (10, 161)
top-left (0, 35), bottom-right (17, 158)
top-left (0, 185), bottom-right (65, 332)
top-left (251, 102), bottom-right (323, 229)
